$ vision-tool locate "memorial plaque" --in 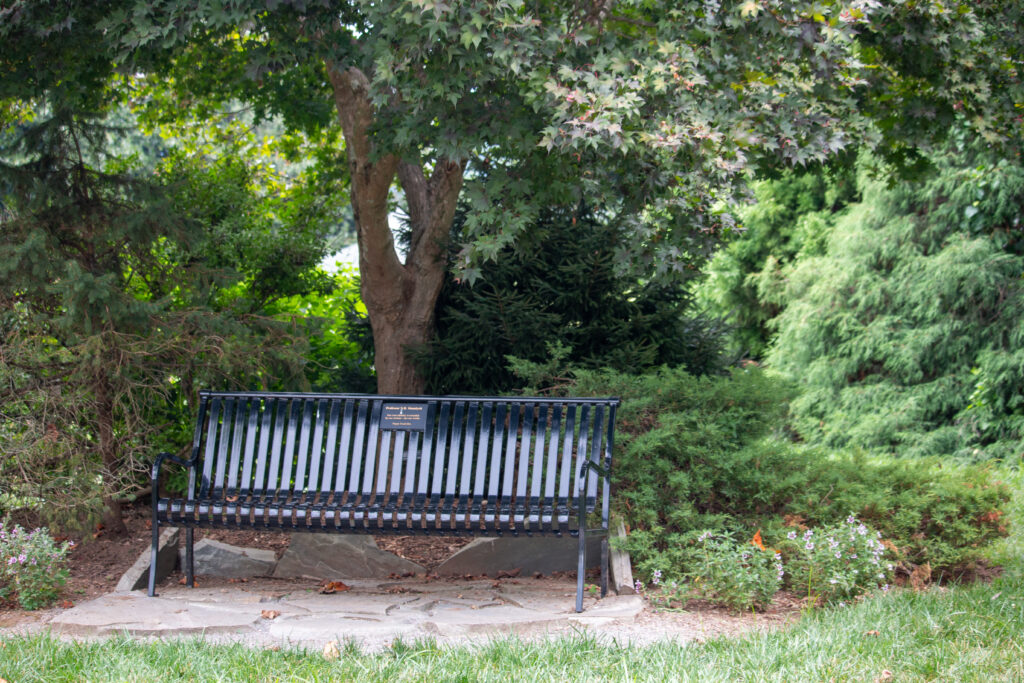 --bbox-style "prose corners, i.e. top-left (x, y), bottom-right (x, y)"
top-left (381, 403), bottom-right (428, 431)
